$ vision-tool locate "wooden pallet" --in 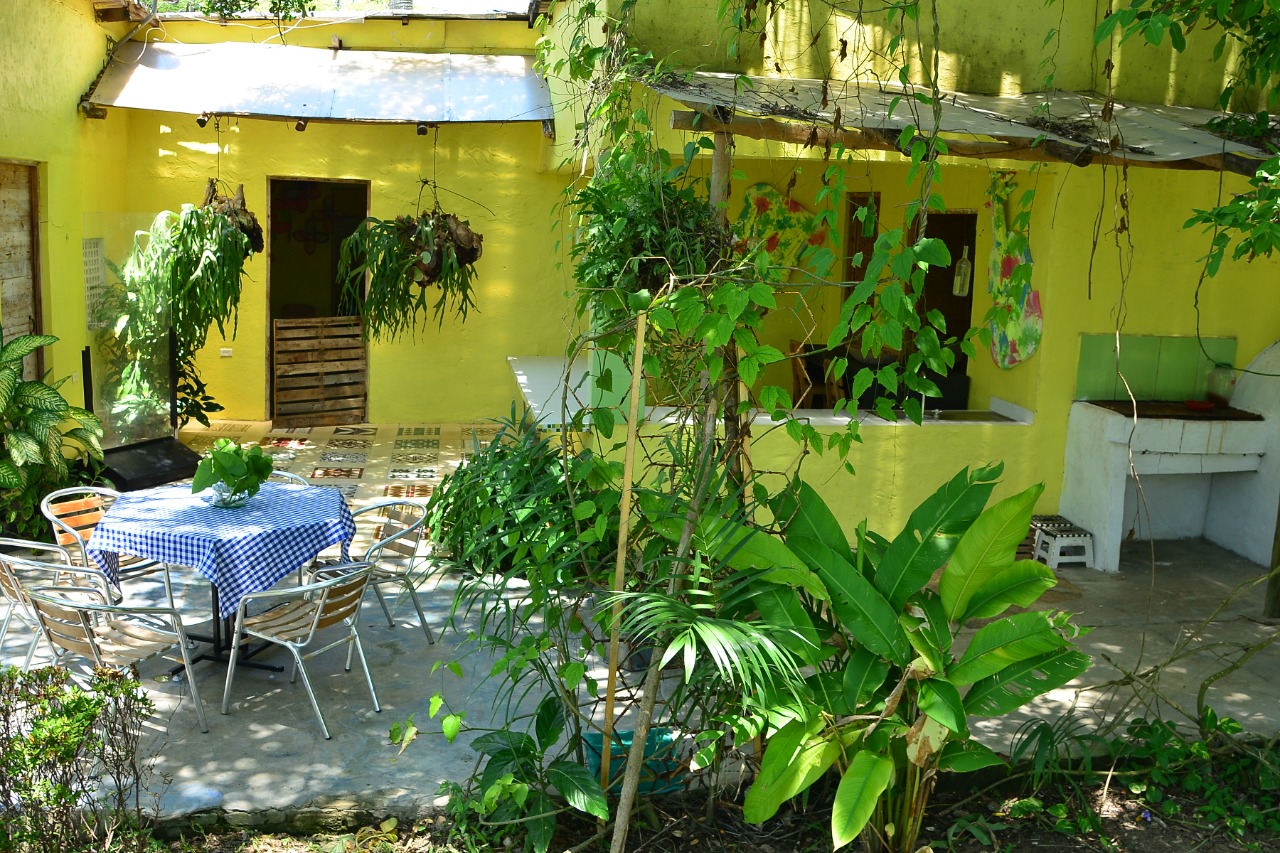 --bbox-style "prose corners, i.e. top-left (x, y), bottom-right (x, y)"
top-left (272, 317), bottom-right (366, 428)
